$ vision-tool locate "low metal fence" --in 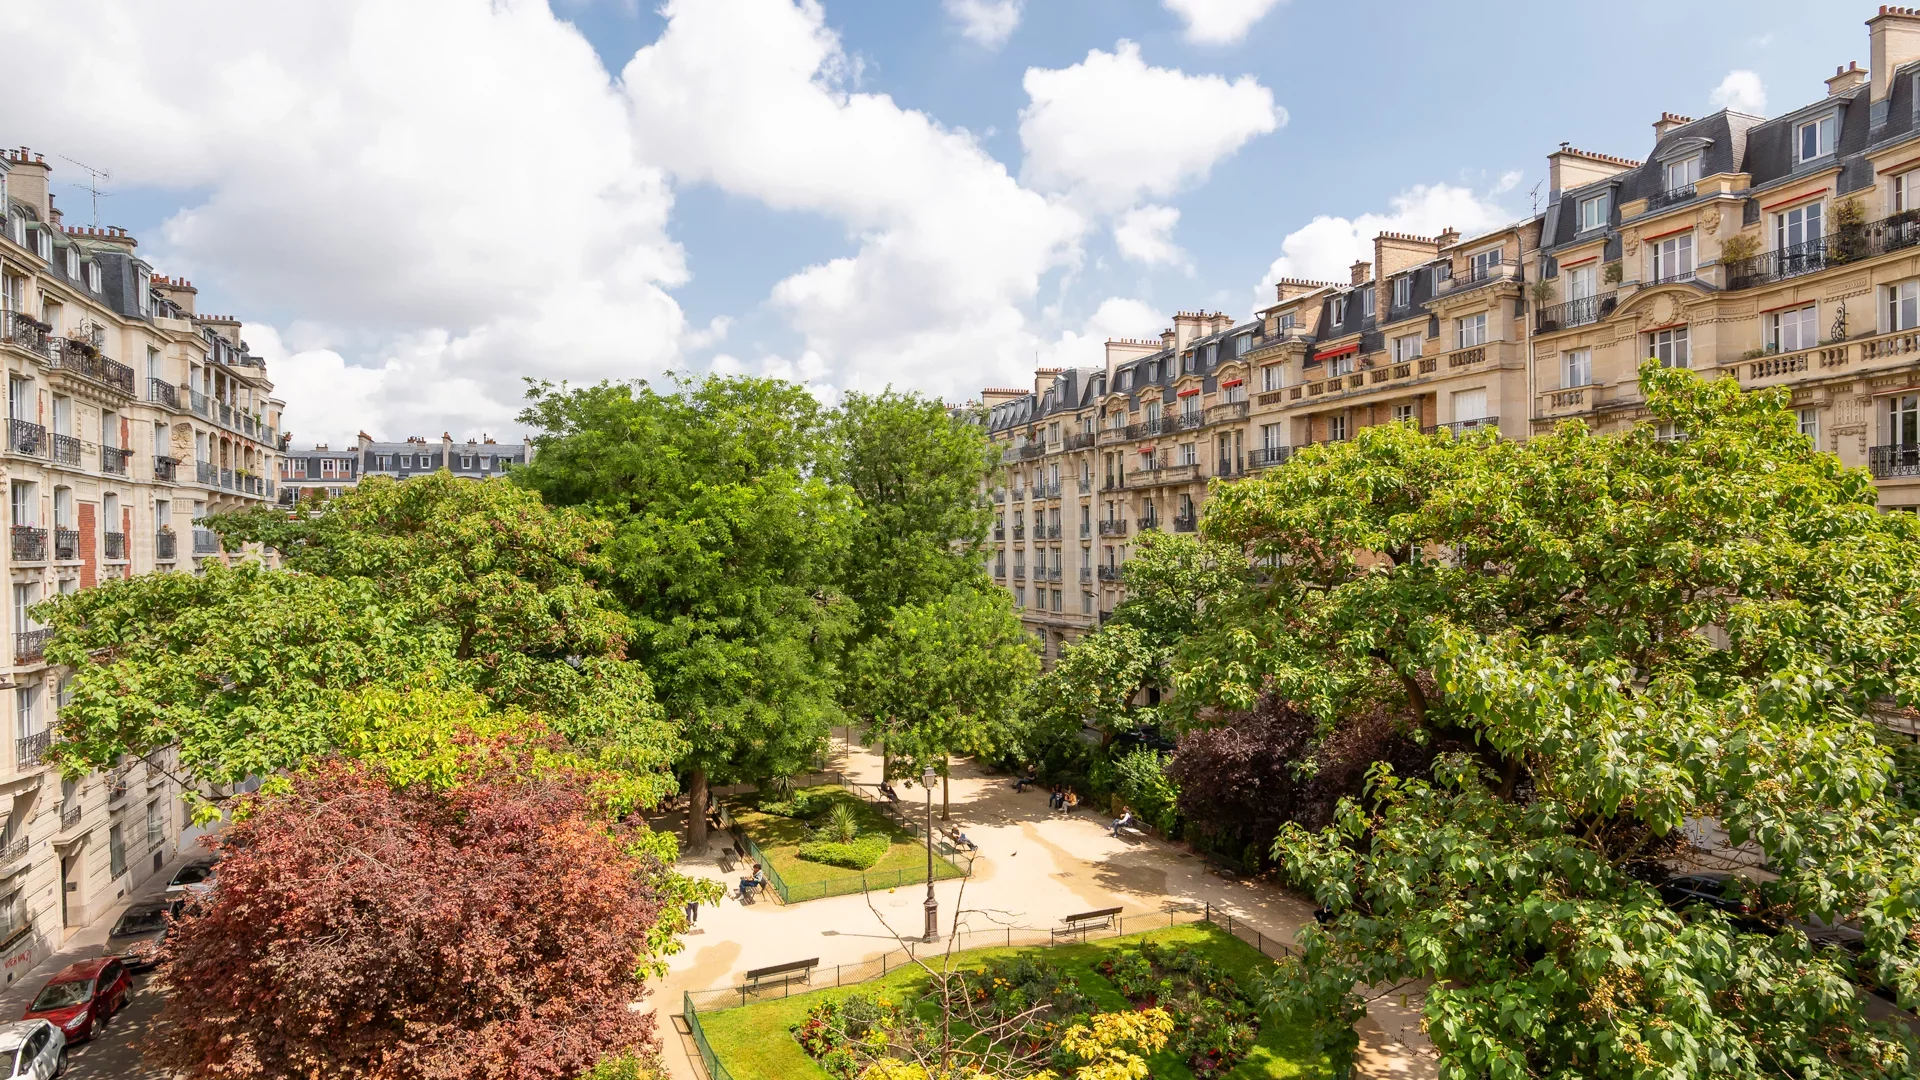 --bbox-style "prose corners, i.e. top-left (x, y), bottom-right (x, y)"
top-left (682, 990), bottom-right (736, 1080)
